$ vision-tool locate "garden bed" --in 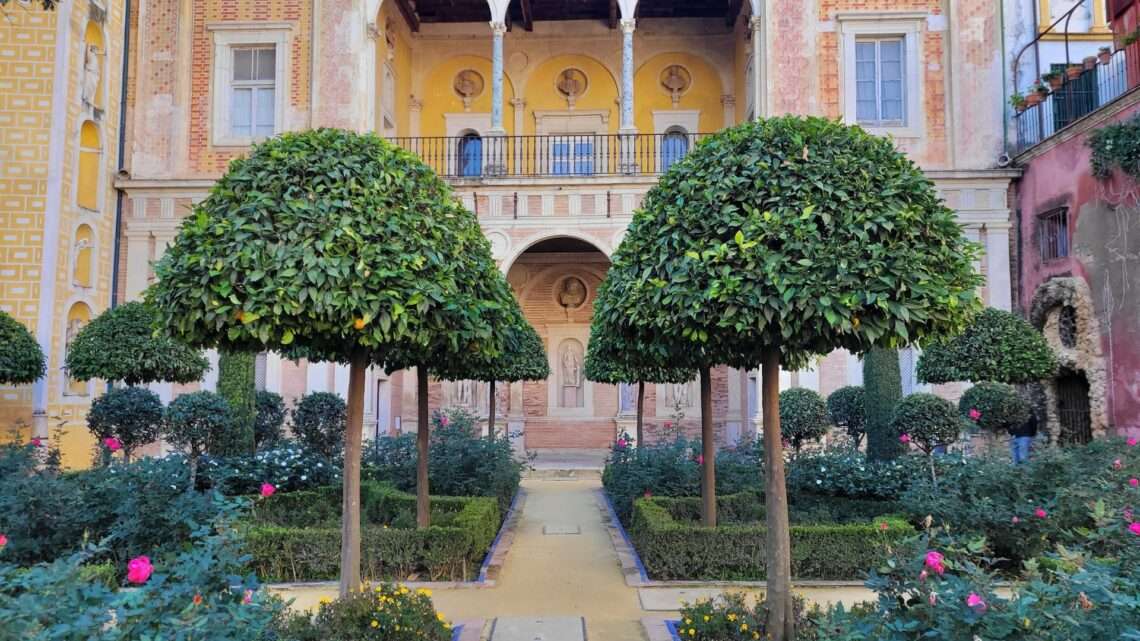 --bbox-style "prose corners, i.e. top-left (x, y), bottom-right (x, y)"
top-left (244, 481), bottom-right (499, 582)
top-left (628, 493), bottom-right (912, 581)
